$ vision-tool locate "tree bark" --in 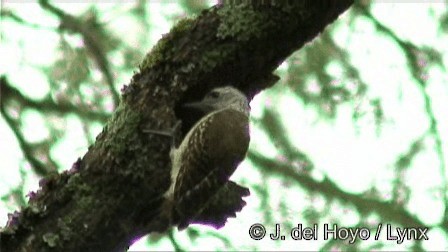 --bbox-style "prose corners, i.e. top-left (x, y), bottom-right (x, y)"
top-left (1, 1), bottom-right (353, 251)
